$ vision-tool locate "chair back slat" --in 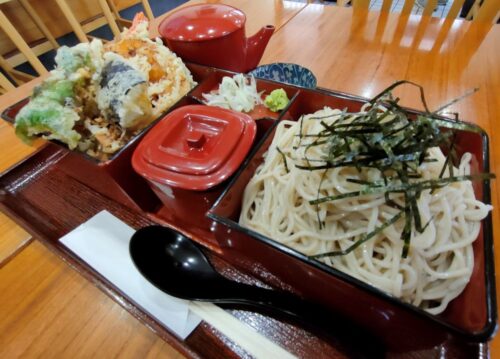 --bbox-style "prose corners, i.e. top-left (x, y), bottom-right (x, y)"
top-left (401, 0), bottom-right (415, 15)
top-left (400, 0), bottom-right (440, 16)
top-left (446, 0), bottom-right (466, 21)
top-left (465, 0), bottom-right (480, 19)
top-left (343, 0), bottom-right (499, 24)
top-left (422, 0), bottom-right (438, 16)
top-left (0, 72), bottom-right (15, 93)
top-left (381, 0), bottom-right (393, 12)
top-left (352, 0), bottom-right (371, 8)
top-left (473, 0), bottom-right (500, 23)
